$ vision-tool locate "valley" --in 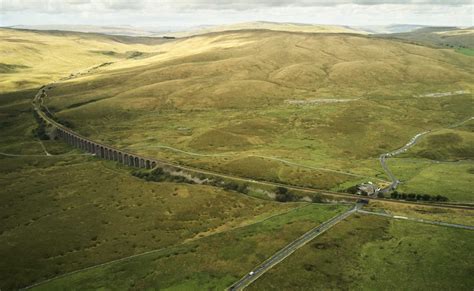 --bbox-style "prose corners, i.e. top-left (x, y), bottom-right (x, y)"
top-left (0, 21), bottom-right (473, 290)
